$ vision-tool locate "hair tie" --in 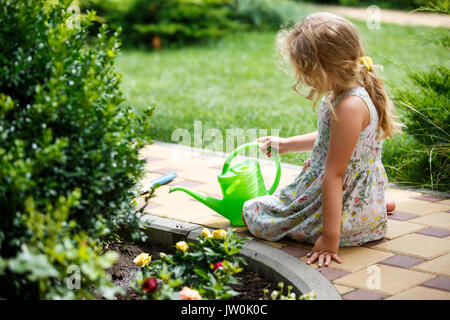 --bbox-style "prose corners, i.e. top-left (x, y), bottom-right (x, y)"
top-left (360, 56), bottom-right (374, 71)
